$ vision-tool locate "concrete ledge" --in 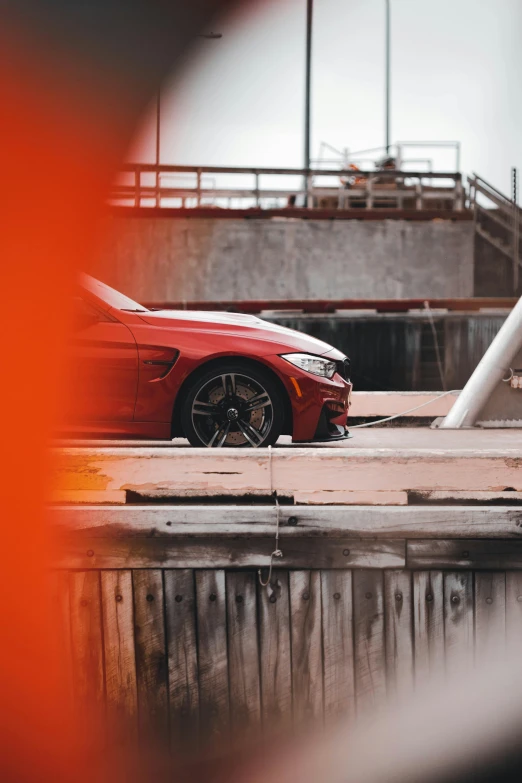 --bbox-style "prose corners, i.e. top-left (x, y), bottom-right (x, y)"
top-left (53, 429), bottom-right (522, 504)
